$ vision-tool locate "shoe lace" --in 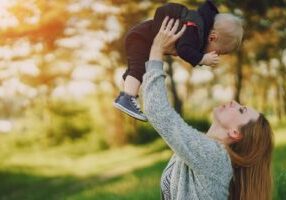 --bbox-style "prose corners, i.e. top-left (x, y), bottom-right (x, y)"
top-left (130, 97), bottom-right (142, 112)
